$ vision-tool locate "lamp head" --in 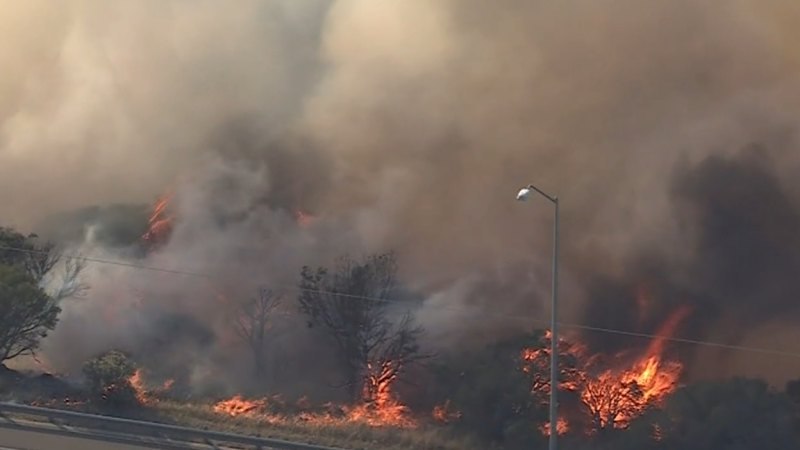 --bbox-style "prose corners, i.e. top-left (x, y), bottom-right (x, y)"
top-left (516, 186), bottom-right (532, 201)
